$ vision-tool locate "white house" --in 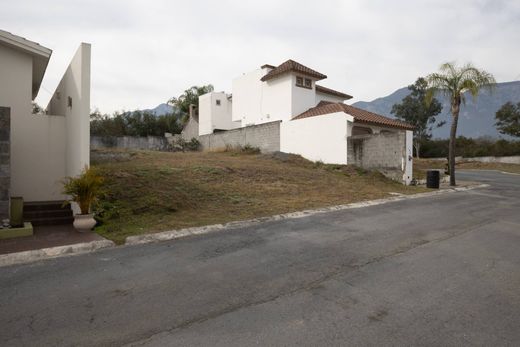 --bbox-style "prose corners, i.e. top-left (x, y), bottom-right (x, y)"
top-left (194, 59), bottom-right (414, 184)
top-left (0, 30), bottom-right (90, 220)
